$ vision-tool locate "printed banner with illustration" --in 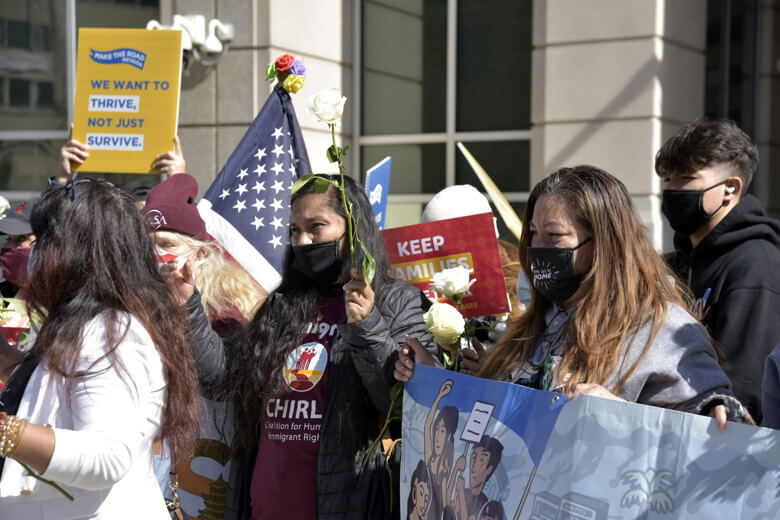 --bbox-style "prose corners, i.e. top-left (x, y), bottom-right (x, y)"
top-left (176, 400), bottom-right (232, 519)
top-left (382, 213), bottom-right (508, 318)
top-left (72, 28), bottom-right (182, 173)
top-left (402, 365), bottom-right (780, 519)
